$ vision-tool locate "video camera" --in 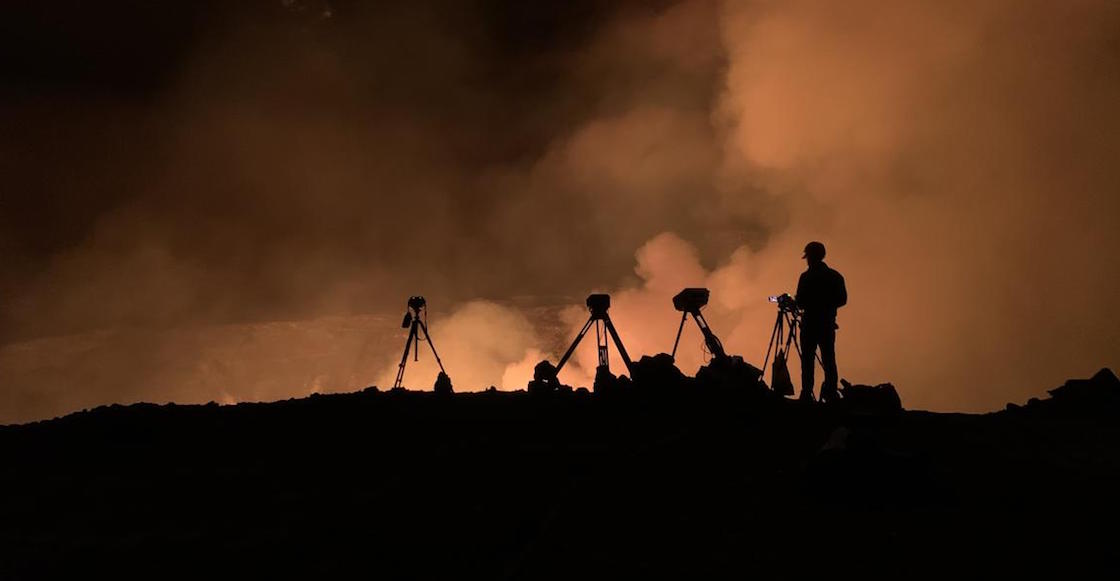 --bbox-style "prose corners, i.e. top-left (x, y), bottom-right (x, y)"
top-left (672, 288), bottom-right (710, 313)
top-left (402, 295), bottom-right (427, 328)
top-left (768, 293), bottom-right (799, 313)
top-left (586, 293), bottom-right (611, 316)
